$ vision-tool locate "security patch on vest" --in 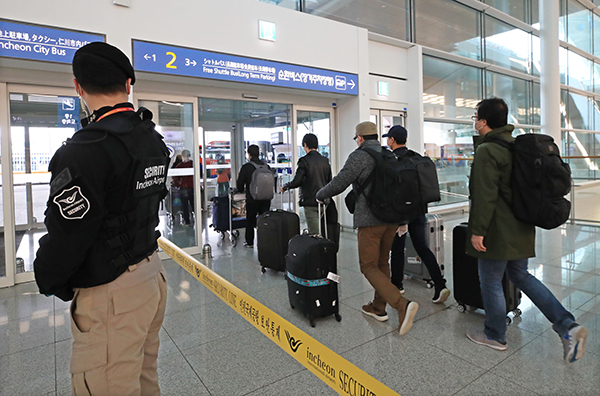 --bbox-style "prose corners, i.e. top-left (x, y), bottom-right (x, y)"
top-left (53, 186), bottom-right (91, 220)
